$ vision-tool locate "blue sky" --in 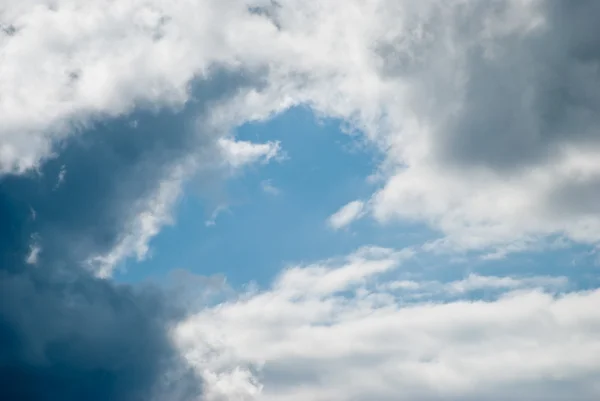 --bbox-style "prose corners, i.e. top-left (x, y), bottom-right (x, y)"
top-left (115, 106), bottom-right (600, 294)
top-left (3, 1), bottom-right (600, 401)
top-left (117, 107), bottom-right (438, 287)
